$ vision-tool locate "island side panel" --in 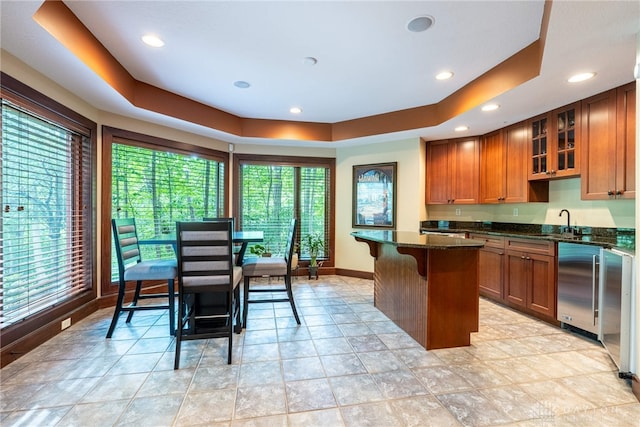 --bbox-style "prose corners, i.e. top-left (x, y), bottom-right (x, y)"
top-left (426, 248), bottom-right (479, 349)
top-left (374, 242), bottom-right (428, 348)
